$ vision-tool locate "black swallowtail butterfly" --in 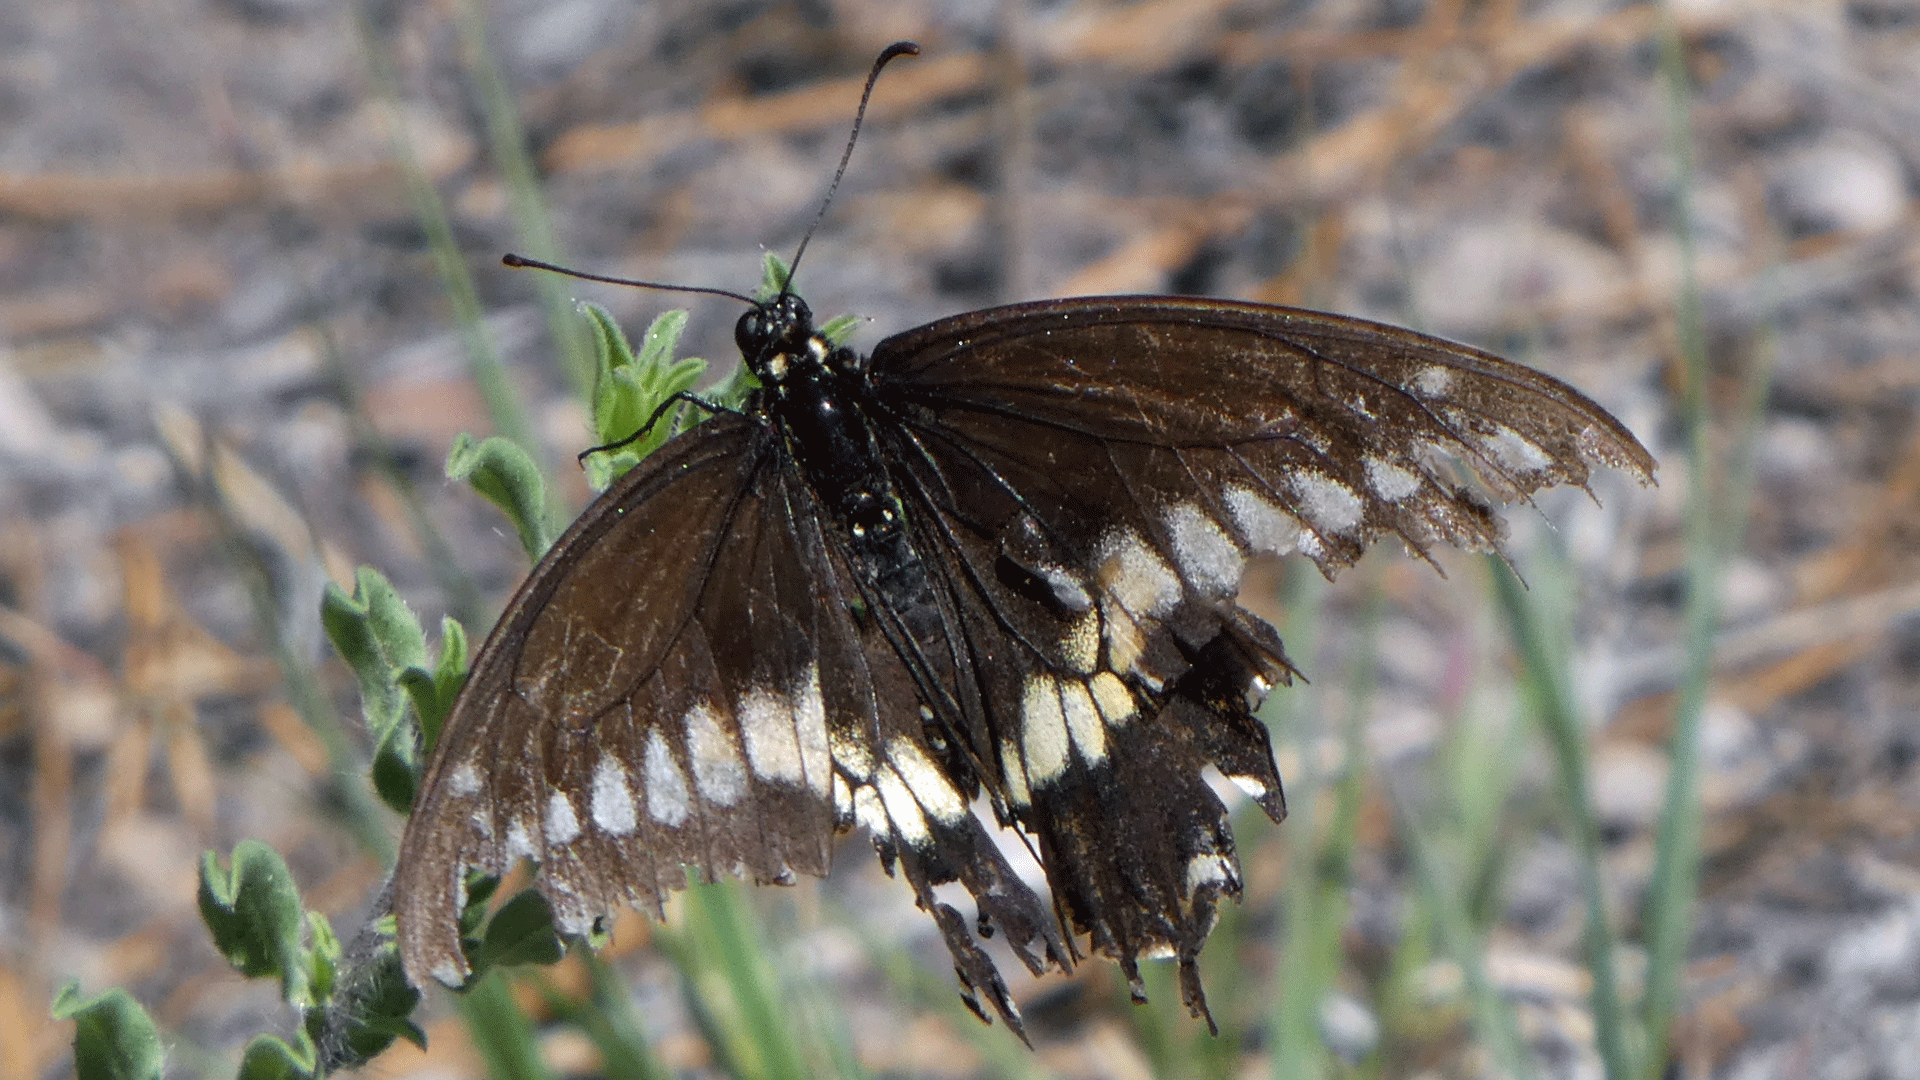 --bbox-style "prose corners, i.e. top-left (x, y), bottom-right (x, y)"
top-left (392, 43), bottom-right (1655, 1039)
